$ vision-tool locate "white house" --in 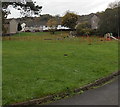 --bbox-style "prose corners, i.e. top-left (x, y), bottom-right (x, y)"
top-left (91, 15), bottom-right (100, 29)
top-left (3, 19), bottom-right (18, 34)
top-left (9, 19), bottom-right (18, 34)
